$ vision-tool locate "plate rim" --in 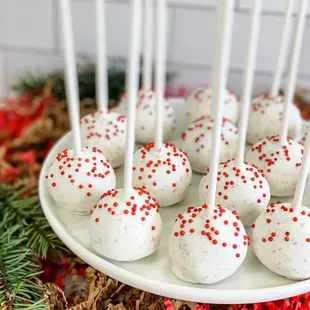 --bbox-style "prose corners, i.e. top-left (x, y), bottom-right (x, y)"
top-left (39, 120), bottom-right (310, 305)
